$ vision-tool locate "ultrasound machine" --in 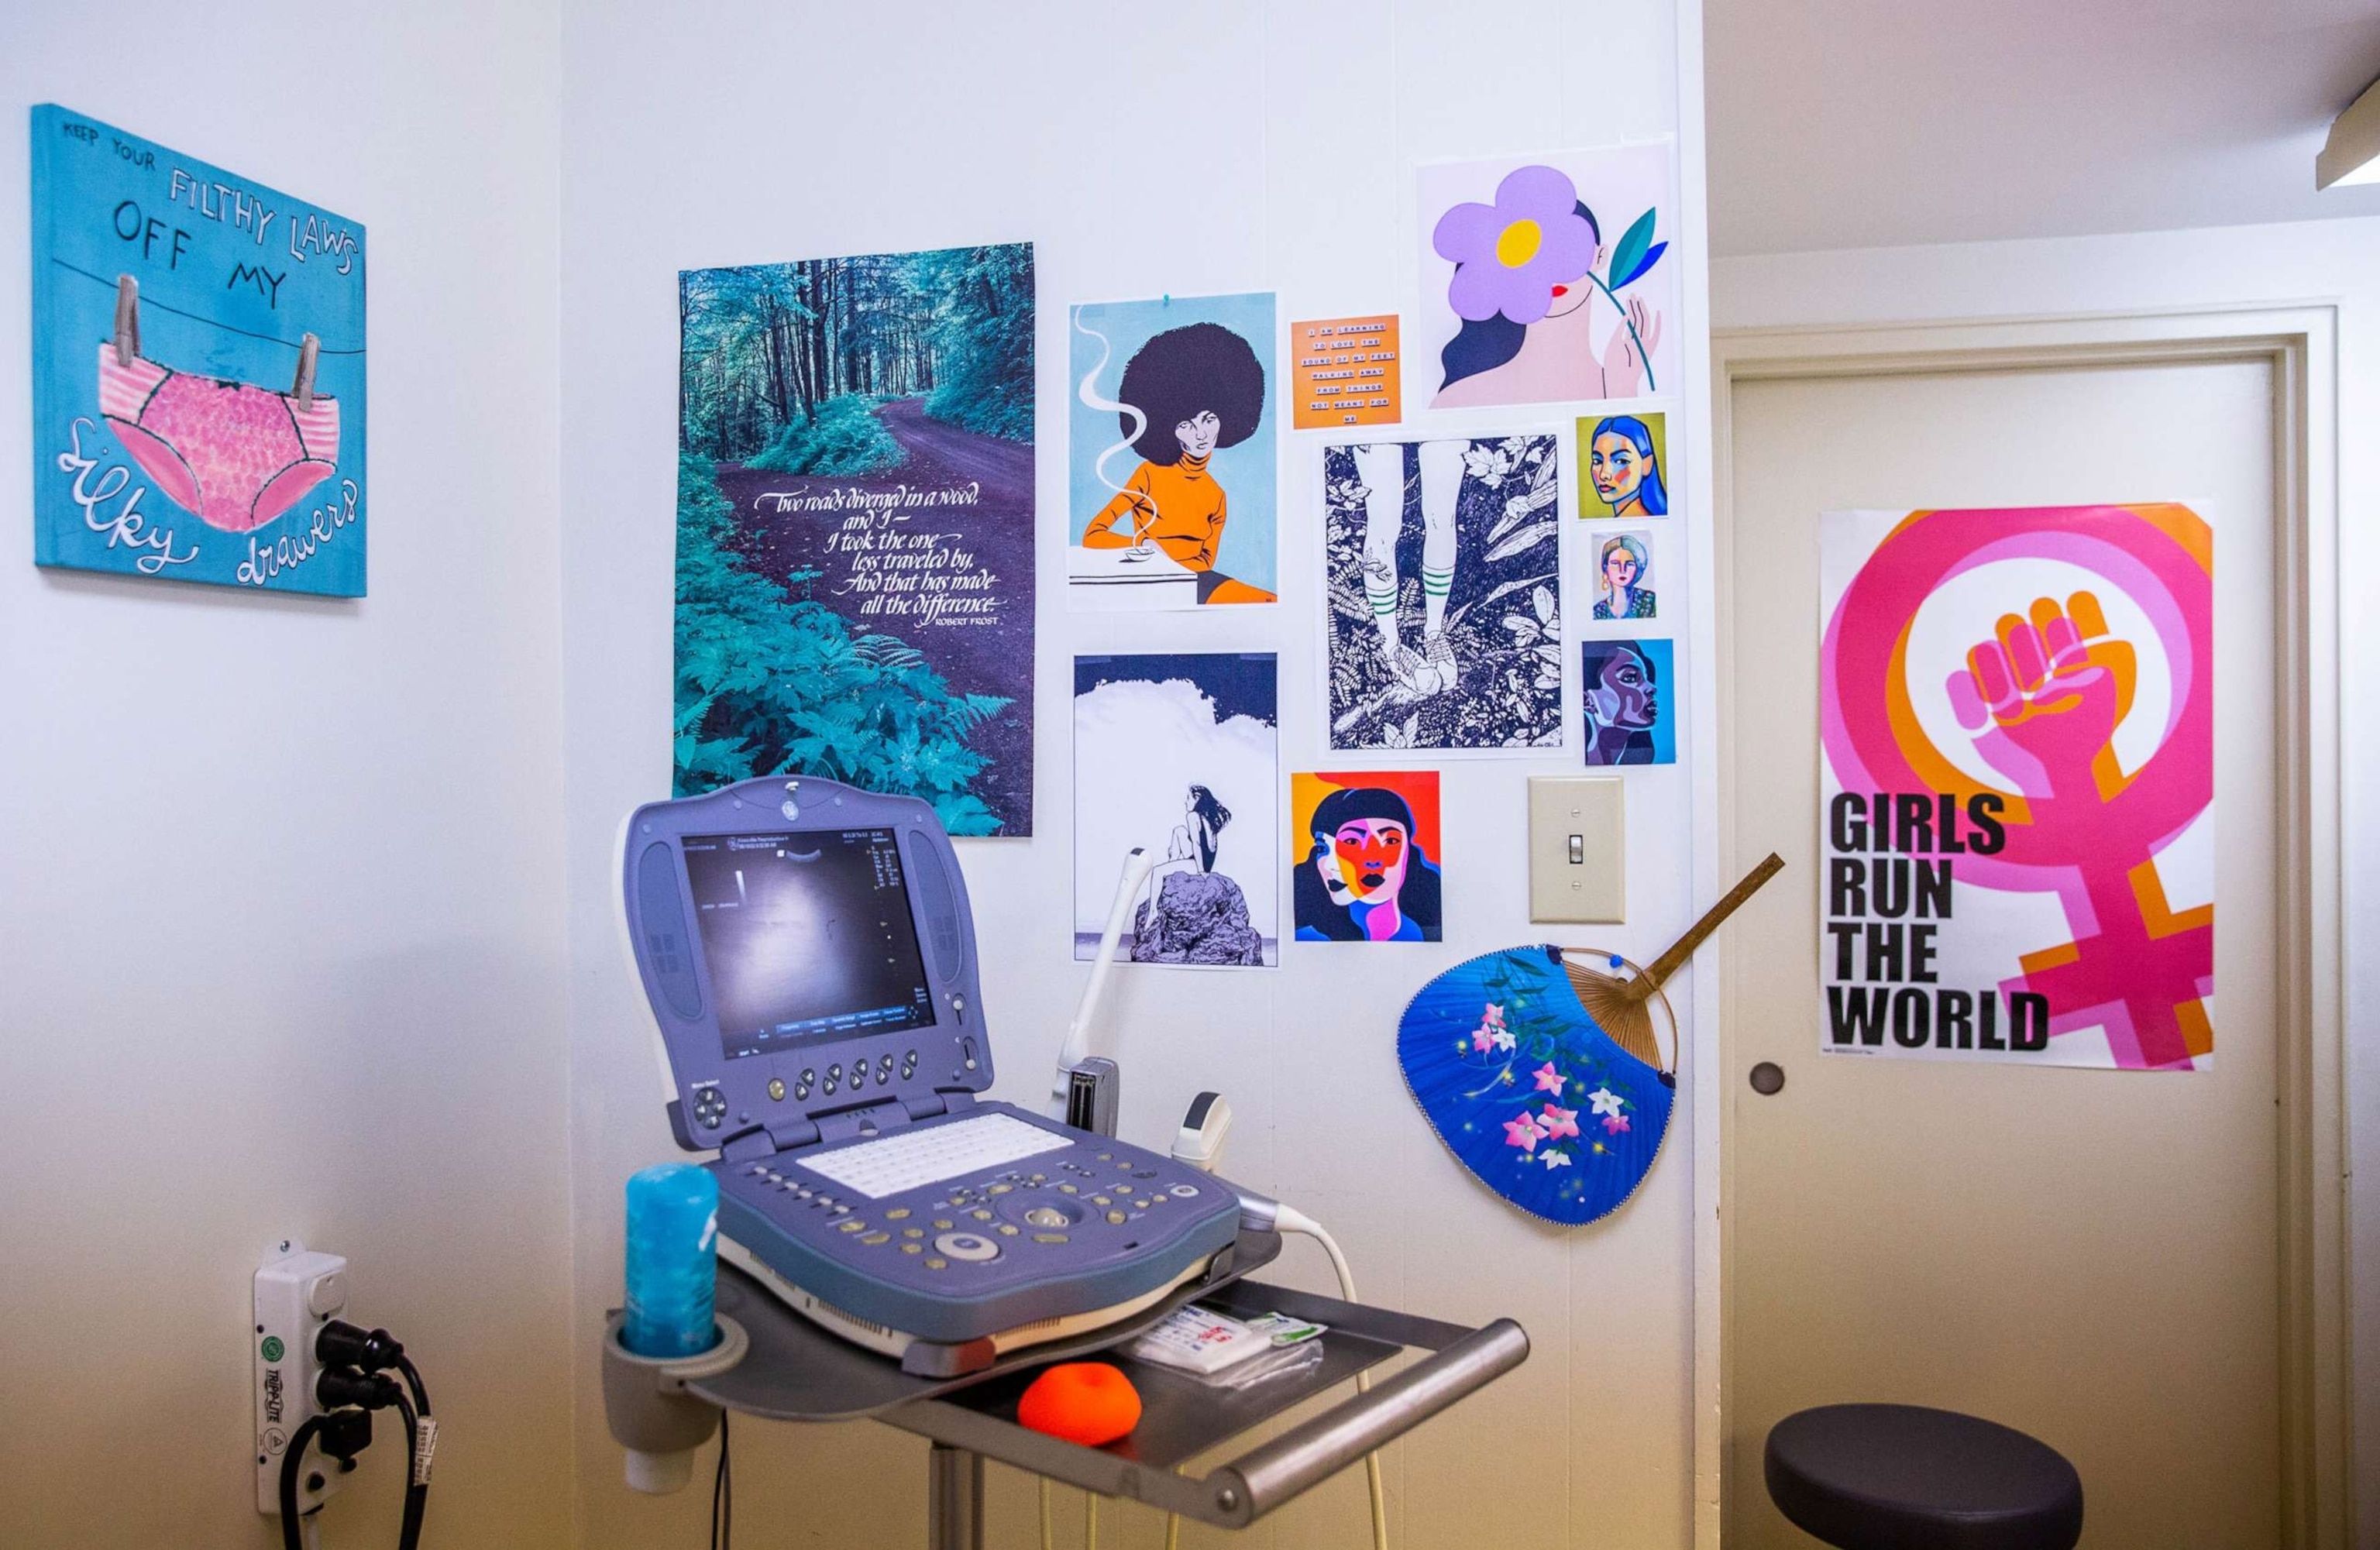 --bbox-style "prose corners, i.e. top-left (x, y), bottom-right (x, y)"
top-left (617, 774), bottom-right (1248, 1377)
